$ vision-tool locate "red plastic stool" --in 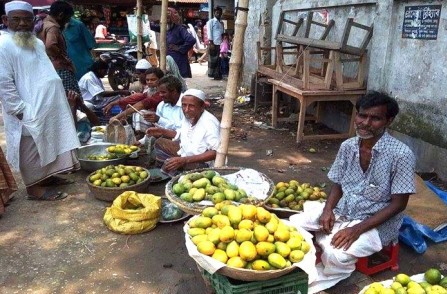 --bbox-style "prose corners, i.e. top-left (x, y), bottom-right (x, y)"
top-left (356, 243), bottom-right (400, 275)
